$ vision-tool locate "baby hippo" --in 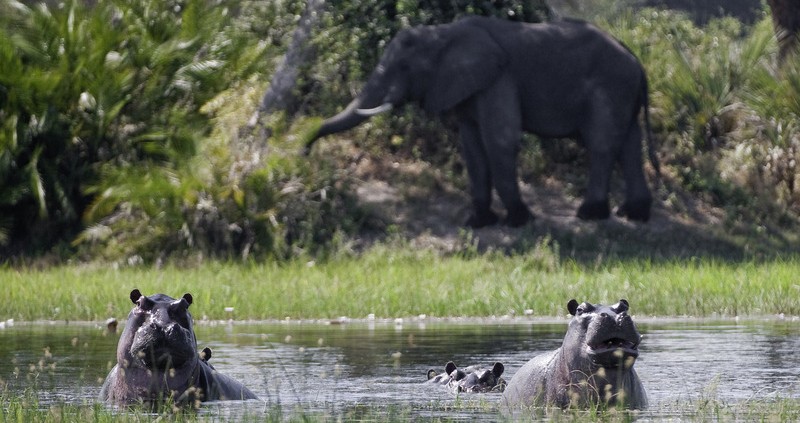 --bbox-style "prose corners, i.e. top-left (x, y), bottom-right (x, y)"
top-left (426, 361), bottom-right (506, 393)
